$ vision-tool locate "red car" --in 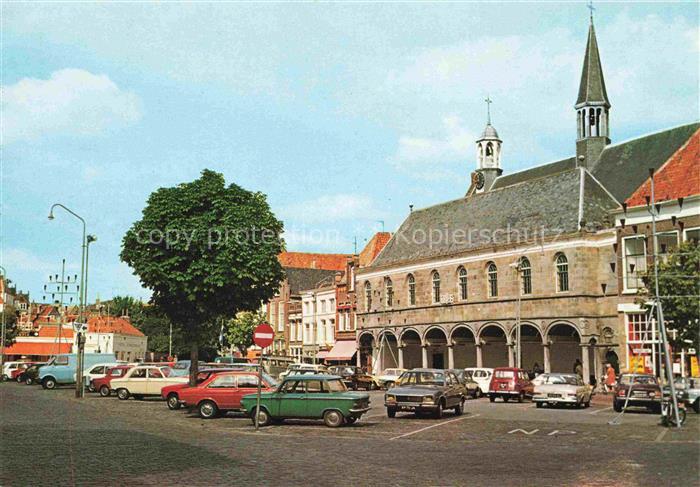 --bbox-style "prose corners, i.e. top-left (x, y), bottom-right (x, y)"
top-left (177, 370), bottom-right (277, 419)
top-left (488, 367), bottom-right (534, 403)
top-left (10, 363), bottom-right (34, 381)
top-left (161, 368), bottom-right (245, 410)
top-left (92, 365), bottom-right (133, 397)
